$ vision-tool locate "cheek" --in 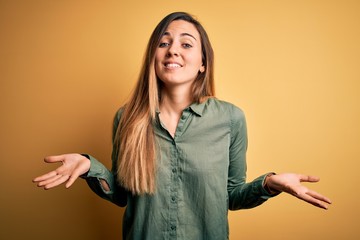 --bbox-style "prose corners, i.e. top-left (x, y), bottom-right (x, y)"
top-left (154, 58), bottom-right (162, 74)
top-left (190, 50), bottom-right (203, 68)
top-left (154, 51), bottom-right (161, 66)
